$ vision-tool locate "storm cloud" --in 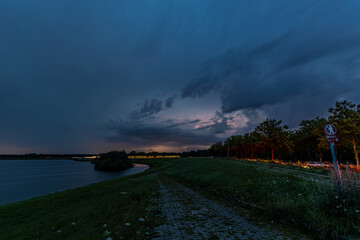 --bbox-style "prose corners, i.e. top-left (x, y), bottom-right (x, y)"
top-left (105, 109), bottom-right (266, 151)
top-left (105, 117), bottom-right (227, 151)
top-left (1, 0), bottom-right (360, 153)
top-left (130, 95), bottom-right (176, 119)
top-left (181, 32), bottom-right (360, 113)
